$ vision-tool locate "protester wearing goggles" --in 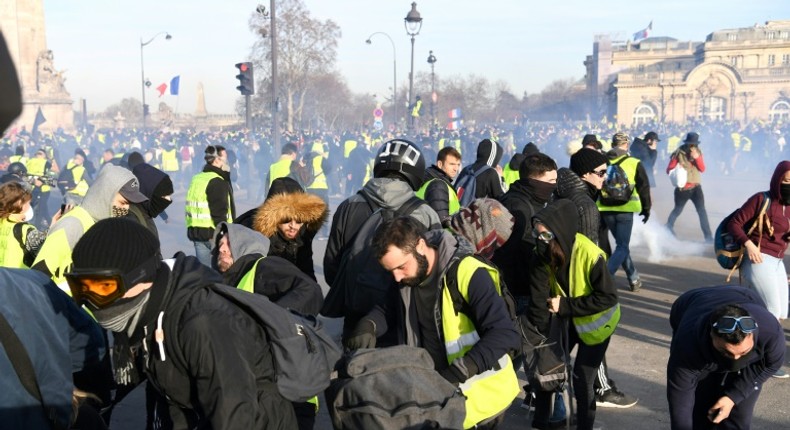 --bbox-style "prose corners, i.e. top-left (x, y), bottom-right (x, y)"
top-left (668, 286), bottom-right (785, 430)
top-left (68, 217), bottom-right (298, 428)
